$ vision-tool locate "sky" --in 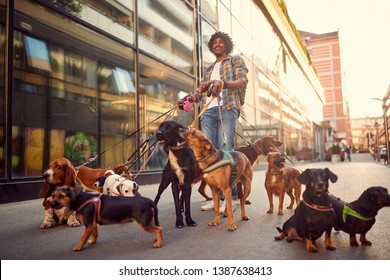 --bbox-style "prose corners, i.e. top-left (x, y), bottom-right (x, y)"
top-left (285, 0), bottom-right (390, 119)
